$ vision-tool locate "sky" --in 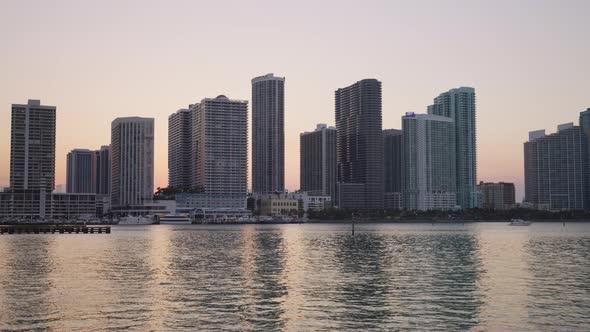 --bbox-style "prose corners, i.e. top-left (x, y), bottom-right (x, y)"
top-left (1, 0), bottom-right (589, 201)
